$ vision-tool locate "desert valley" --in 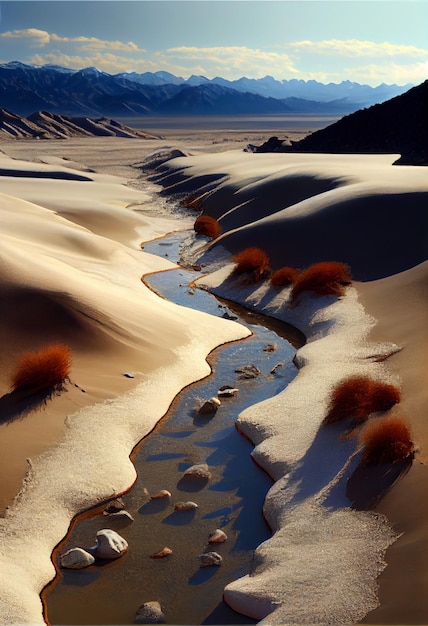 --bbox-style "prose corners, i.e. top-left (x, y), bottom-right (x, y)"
top-left (0, 69), bottom-right (427, 626)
